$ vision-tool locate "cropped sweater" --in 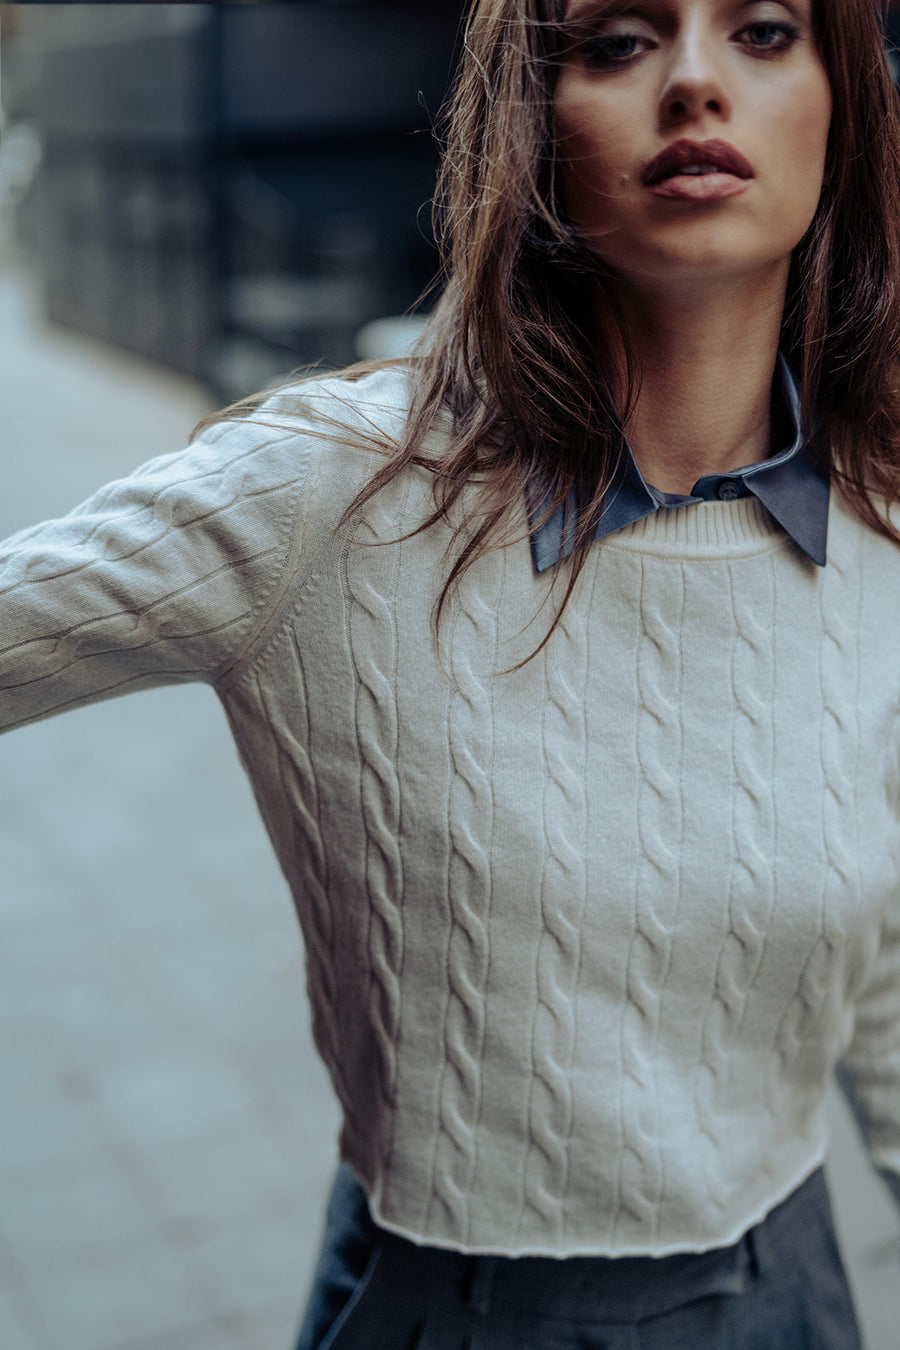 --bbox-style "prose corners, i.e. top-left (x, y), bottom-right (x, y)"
top-left (1, 368), bottom-right (900, 1258)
